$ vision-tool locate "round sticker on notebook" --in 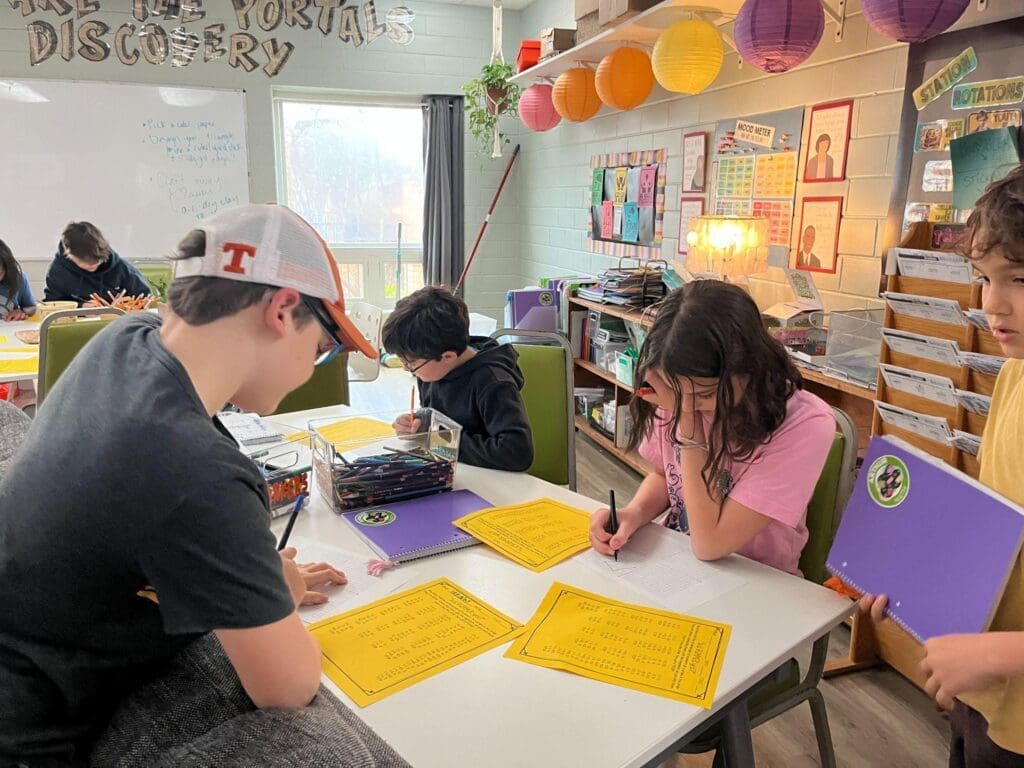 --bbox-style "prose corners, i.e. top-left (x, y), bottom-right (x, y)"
top-left (355, 509), bottom-right (396, 526)
top-left (867, 455), bottom-right (910, 508)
